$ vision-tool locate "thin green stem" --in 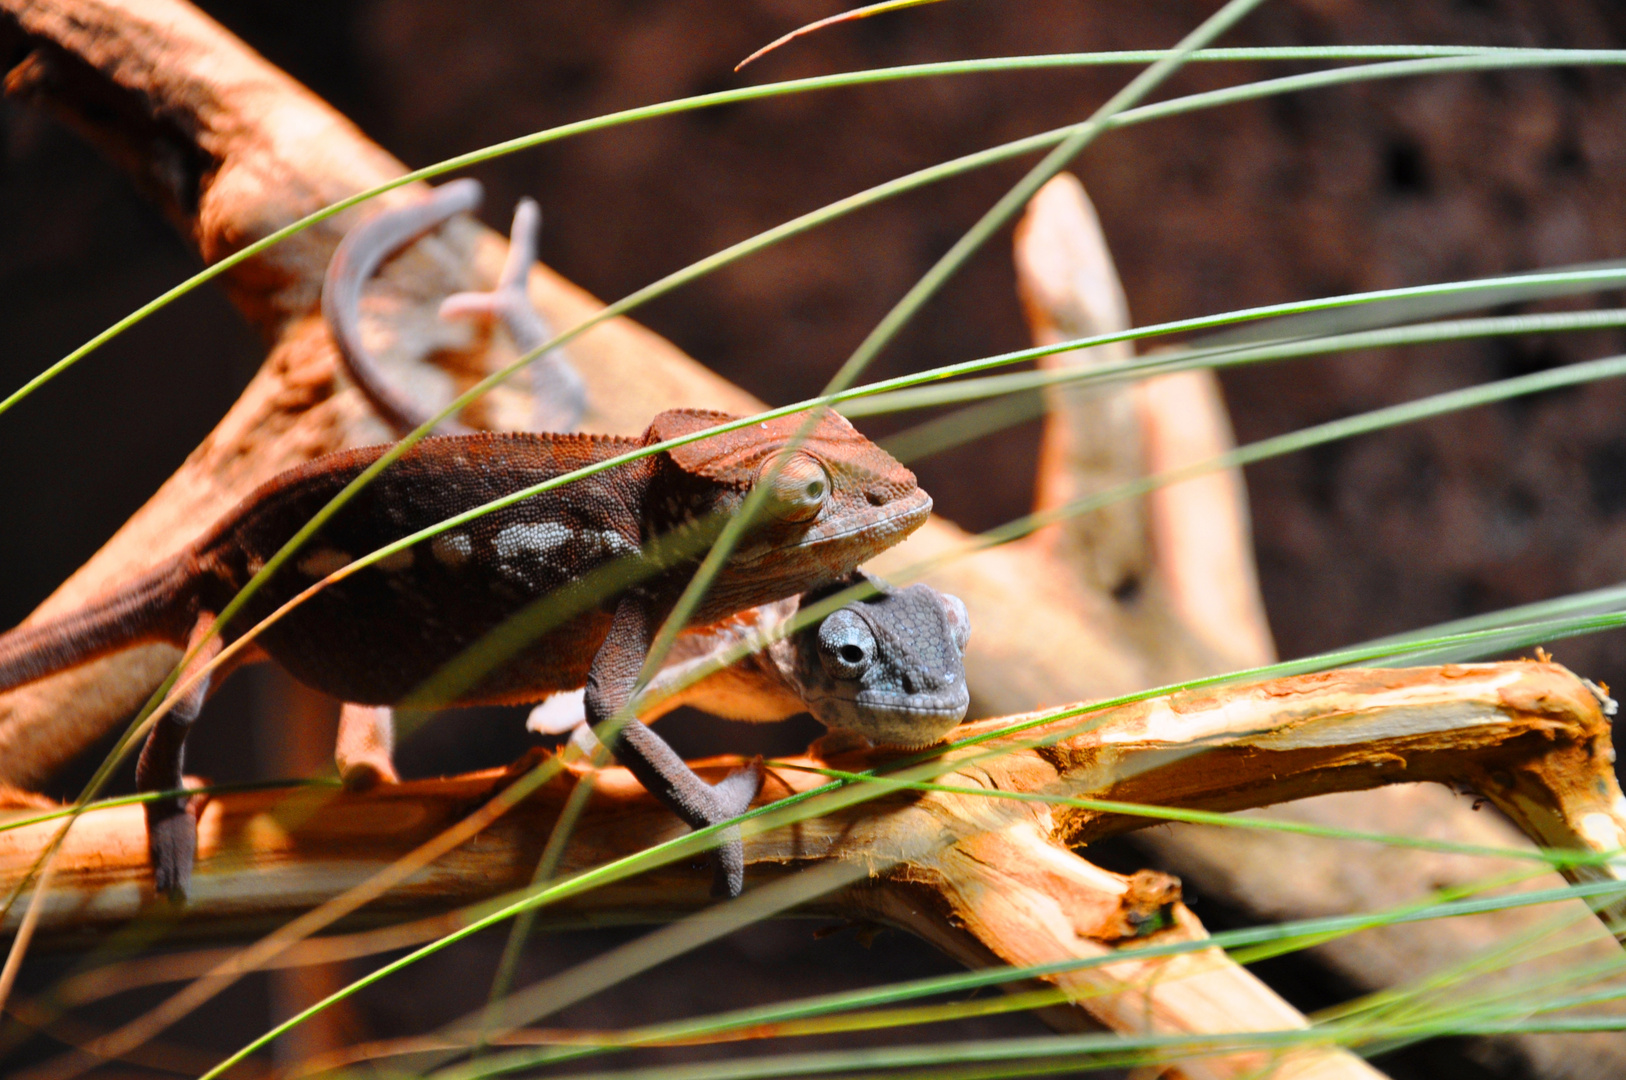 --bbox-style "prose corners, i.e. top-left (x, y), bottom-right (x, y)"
top-left (437, 880), bottom-right (1626, 1079)
top-left (474, 772), bottom-right (598, 1057)
top-left (15, 45), bottom-right (1613, 421)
